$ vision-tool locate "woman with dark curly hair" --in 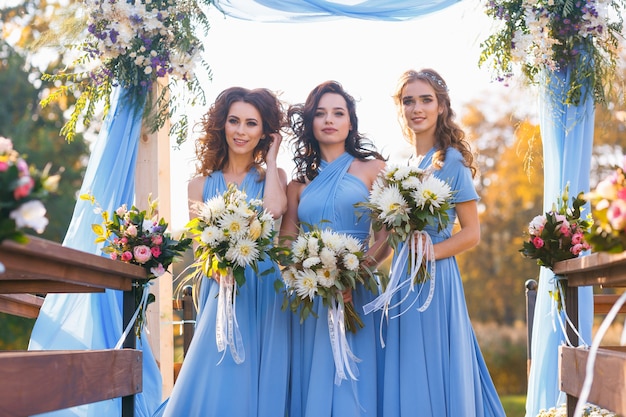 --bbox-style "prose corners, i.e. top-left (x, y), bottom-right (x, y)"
top-left (280, 80), bottom-right (390, 416)
top-left (155, 86), bottom-right (290, 417)
top-left (375, 69), bottom-right (506, 417)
